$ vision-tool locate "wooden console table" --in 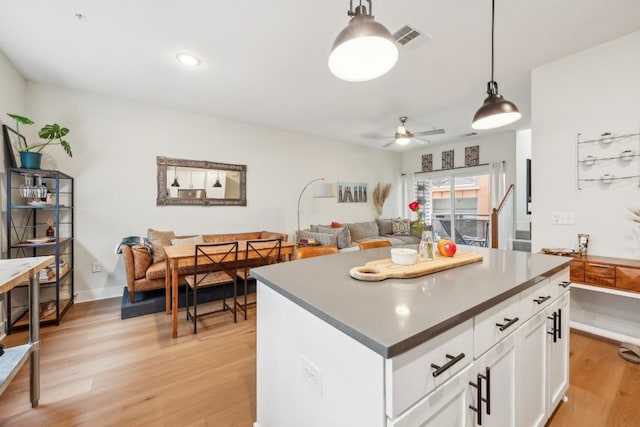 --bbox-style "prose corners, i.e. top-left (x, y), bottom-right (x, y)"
top-left (568, 254), bottom-right (640, 292)
top-left (0, 256), bottom-right (54, 408)
top-left (563, 254), bottom-right (640, 344)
